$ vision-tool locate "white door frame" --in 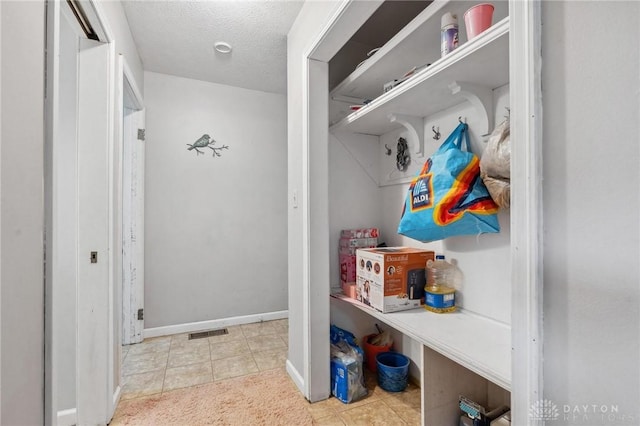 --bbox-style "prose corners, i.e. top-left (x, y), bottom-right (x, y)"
top-left (118, 55), bottom-right (145, 346)
top-left (0, 3), bottom-right (3, 424)
top-left (299, 1), bottom-right (543, 423)
top-left (508, 2), bottom-right (543, 424)
top-left (45, 0), bottom-right (119, 424)
top-left (298, 1), bottom-right (383, 402)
